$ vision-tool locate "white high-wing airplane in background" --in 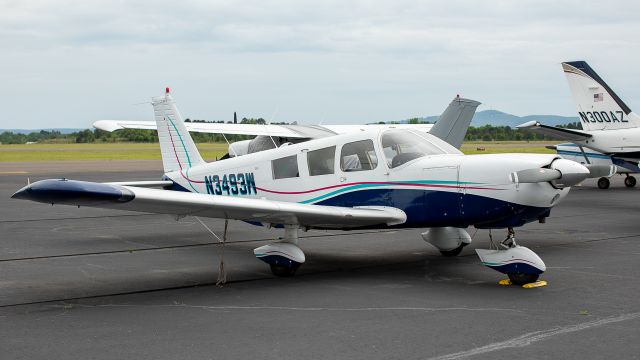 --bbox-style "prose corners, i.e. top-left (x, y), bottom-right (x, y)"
top-left (518, 61), bottom-right (639, 189)
top-left (13, 89), bottom-right (592, 285)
